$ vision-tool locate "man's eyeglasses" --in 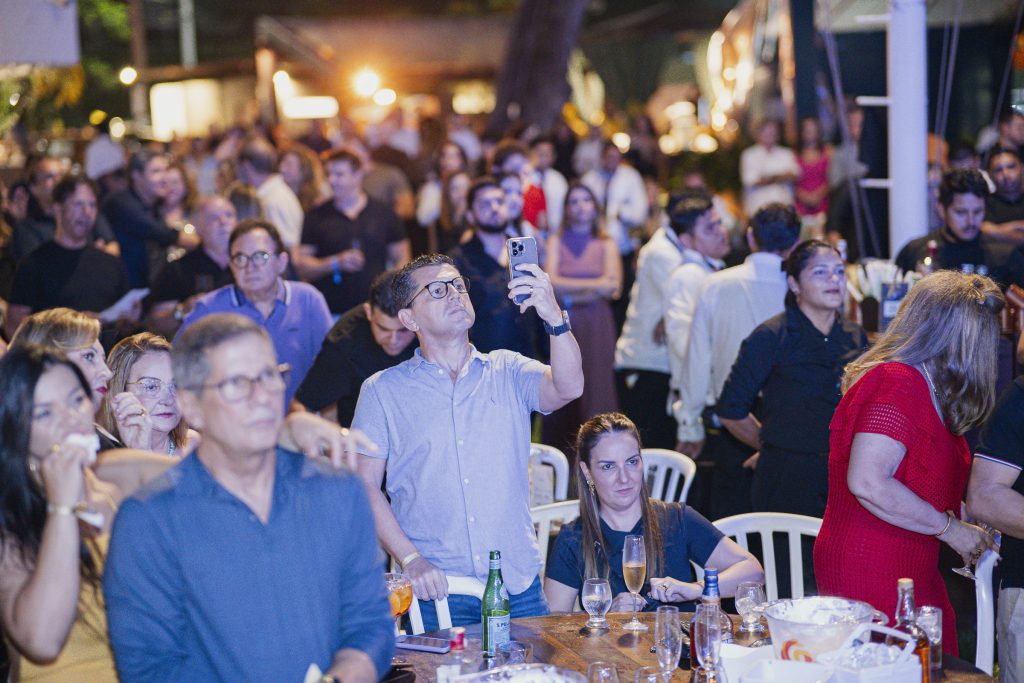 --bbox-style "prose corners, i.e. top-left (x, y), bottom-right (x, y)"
top-left (190, 364), bottom-right (291, 402)
top-left (406, 276), bottom-right (471, 307)
top-left (127, 377), bottom-right (176, 399)
top-left (230, 251), bottom-right (275, 269)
